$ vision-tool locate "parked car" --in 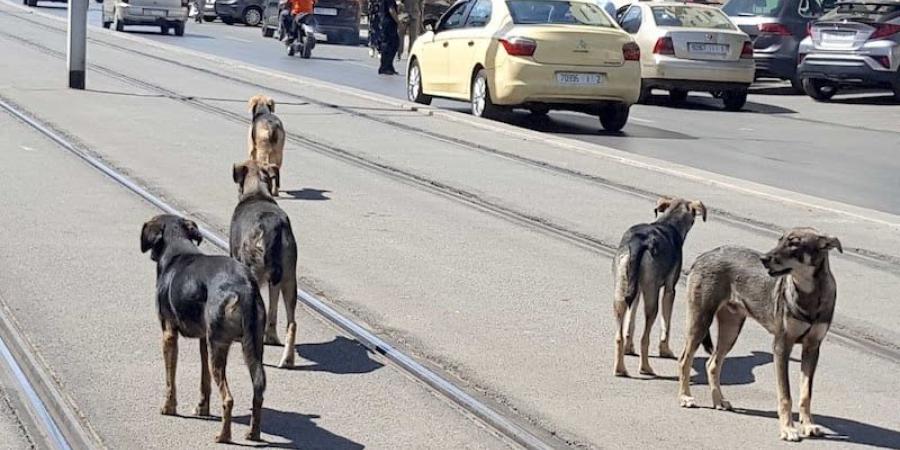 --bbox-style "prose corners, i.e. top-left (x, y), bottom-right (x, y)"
top-left (617, 1), bottom-right (754, 110)
top-left (424, 0), bottom-right (453, 24)
top-left (724, 0), bottom-right (830, 90)
top-left (23, 0), bottom-right (66, 7)
top-left (407, 0), bottom-right (641, 131)
top-left (216, 0), bottom-right (265, 25)
top-left (201, 0), bottom-right (218, 22)
top-left (798, 0), bottom-right (900, 100)
top-left (102, 0), bottom-right (189, 35)
top-left (262, 0), bottom-right (360, 43)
